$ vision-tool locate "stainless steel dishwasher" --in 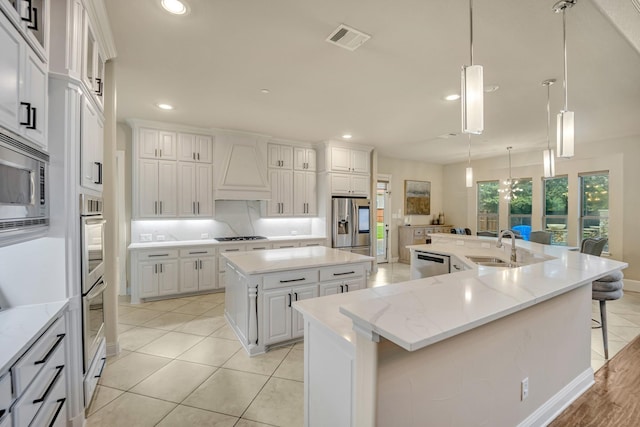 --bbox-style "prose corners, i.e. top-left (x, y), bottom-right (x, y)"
top-left (410, 250), bottom-right (451, 279)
